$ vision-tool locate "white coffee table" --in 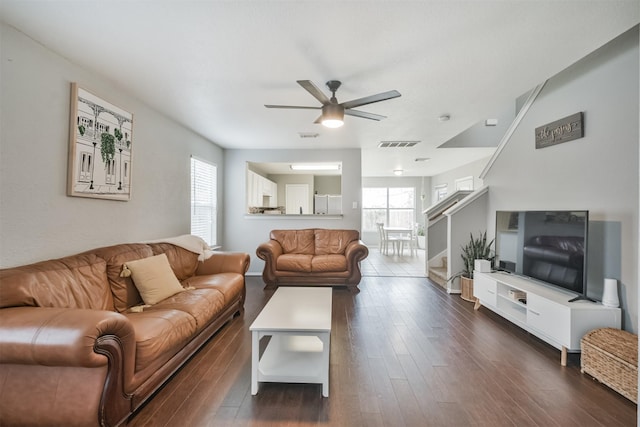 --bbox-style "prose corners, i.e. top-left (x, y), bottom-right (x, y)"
top-left (250, 287), bottom-right (332, 397)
